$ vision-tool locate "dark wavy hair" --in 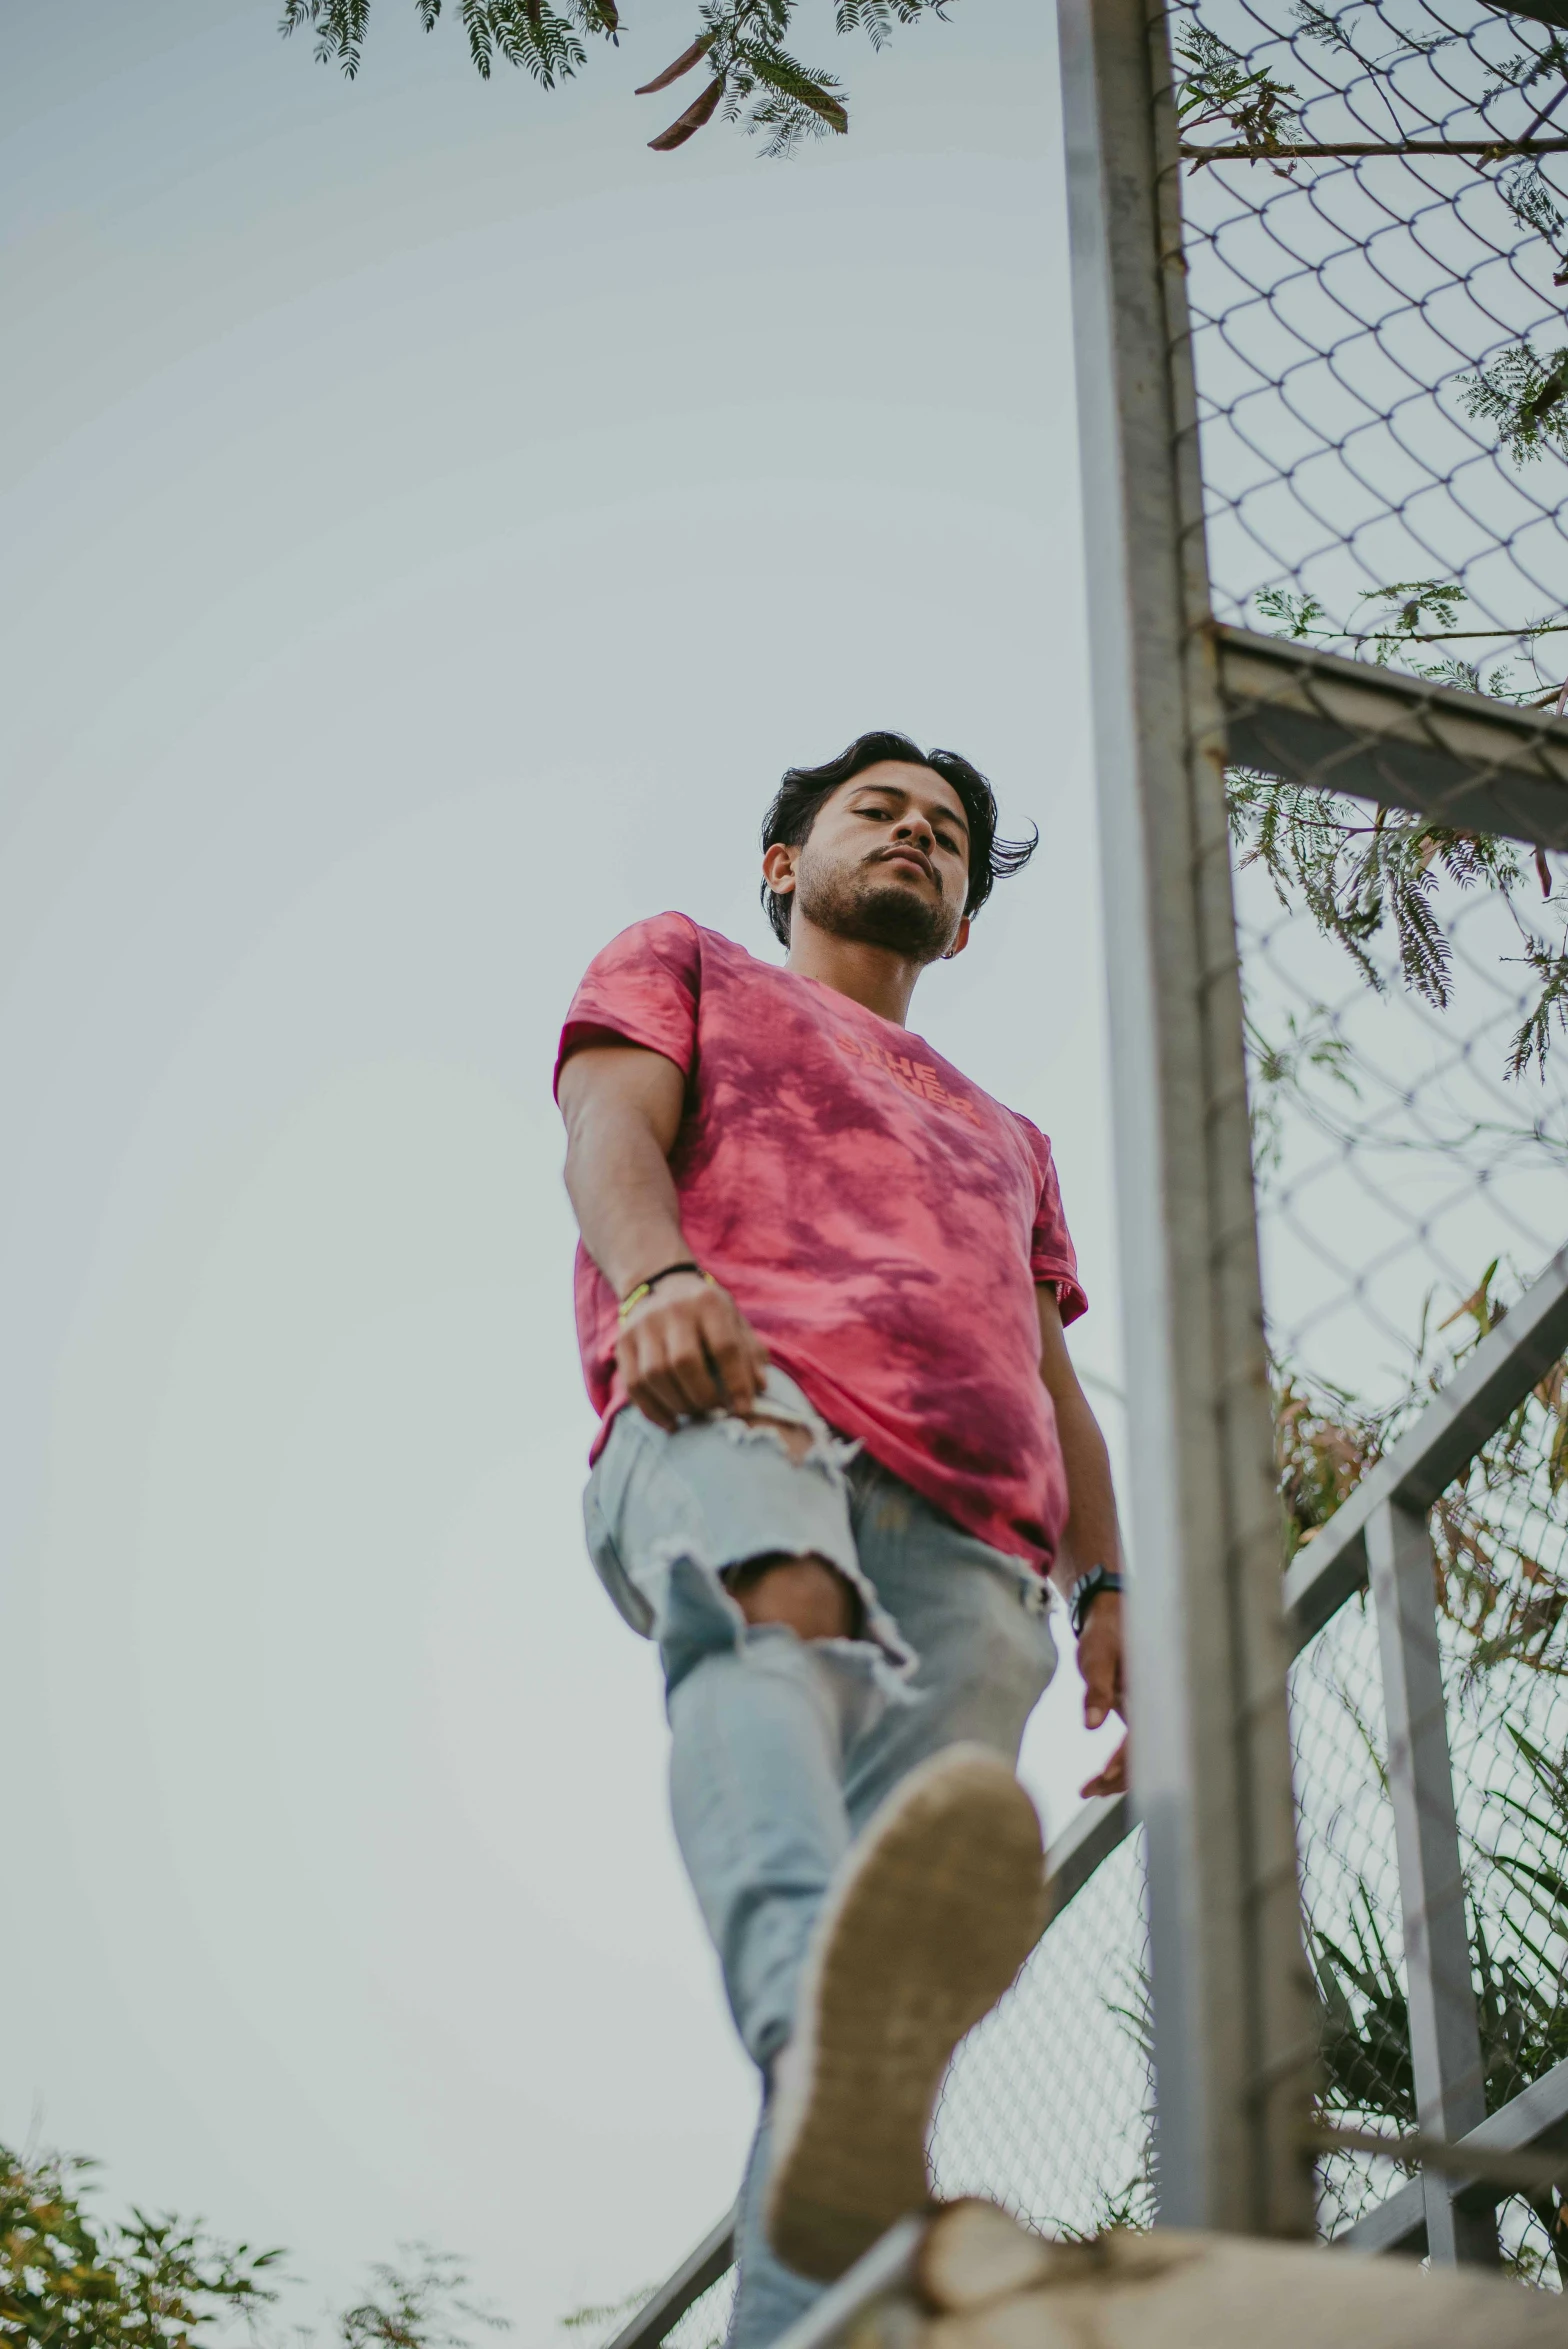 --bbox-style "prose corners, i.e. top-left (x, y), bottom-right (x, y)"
top-left (759, 729), bottom-right (1038, 948)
